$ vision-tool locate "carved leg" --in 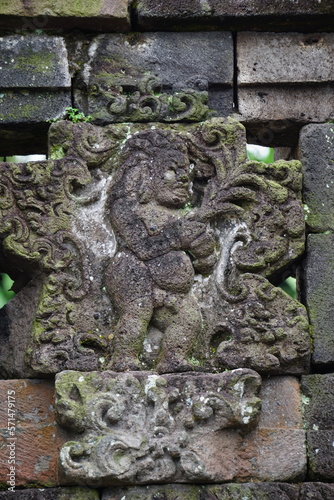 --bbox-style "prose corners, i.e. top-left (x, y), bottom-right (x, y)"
top-left (156, 294), bottom-right (202, 373)
top-left (105, 252), bottom-right (154, 371)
